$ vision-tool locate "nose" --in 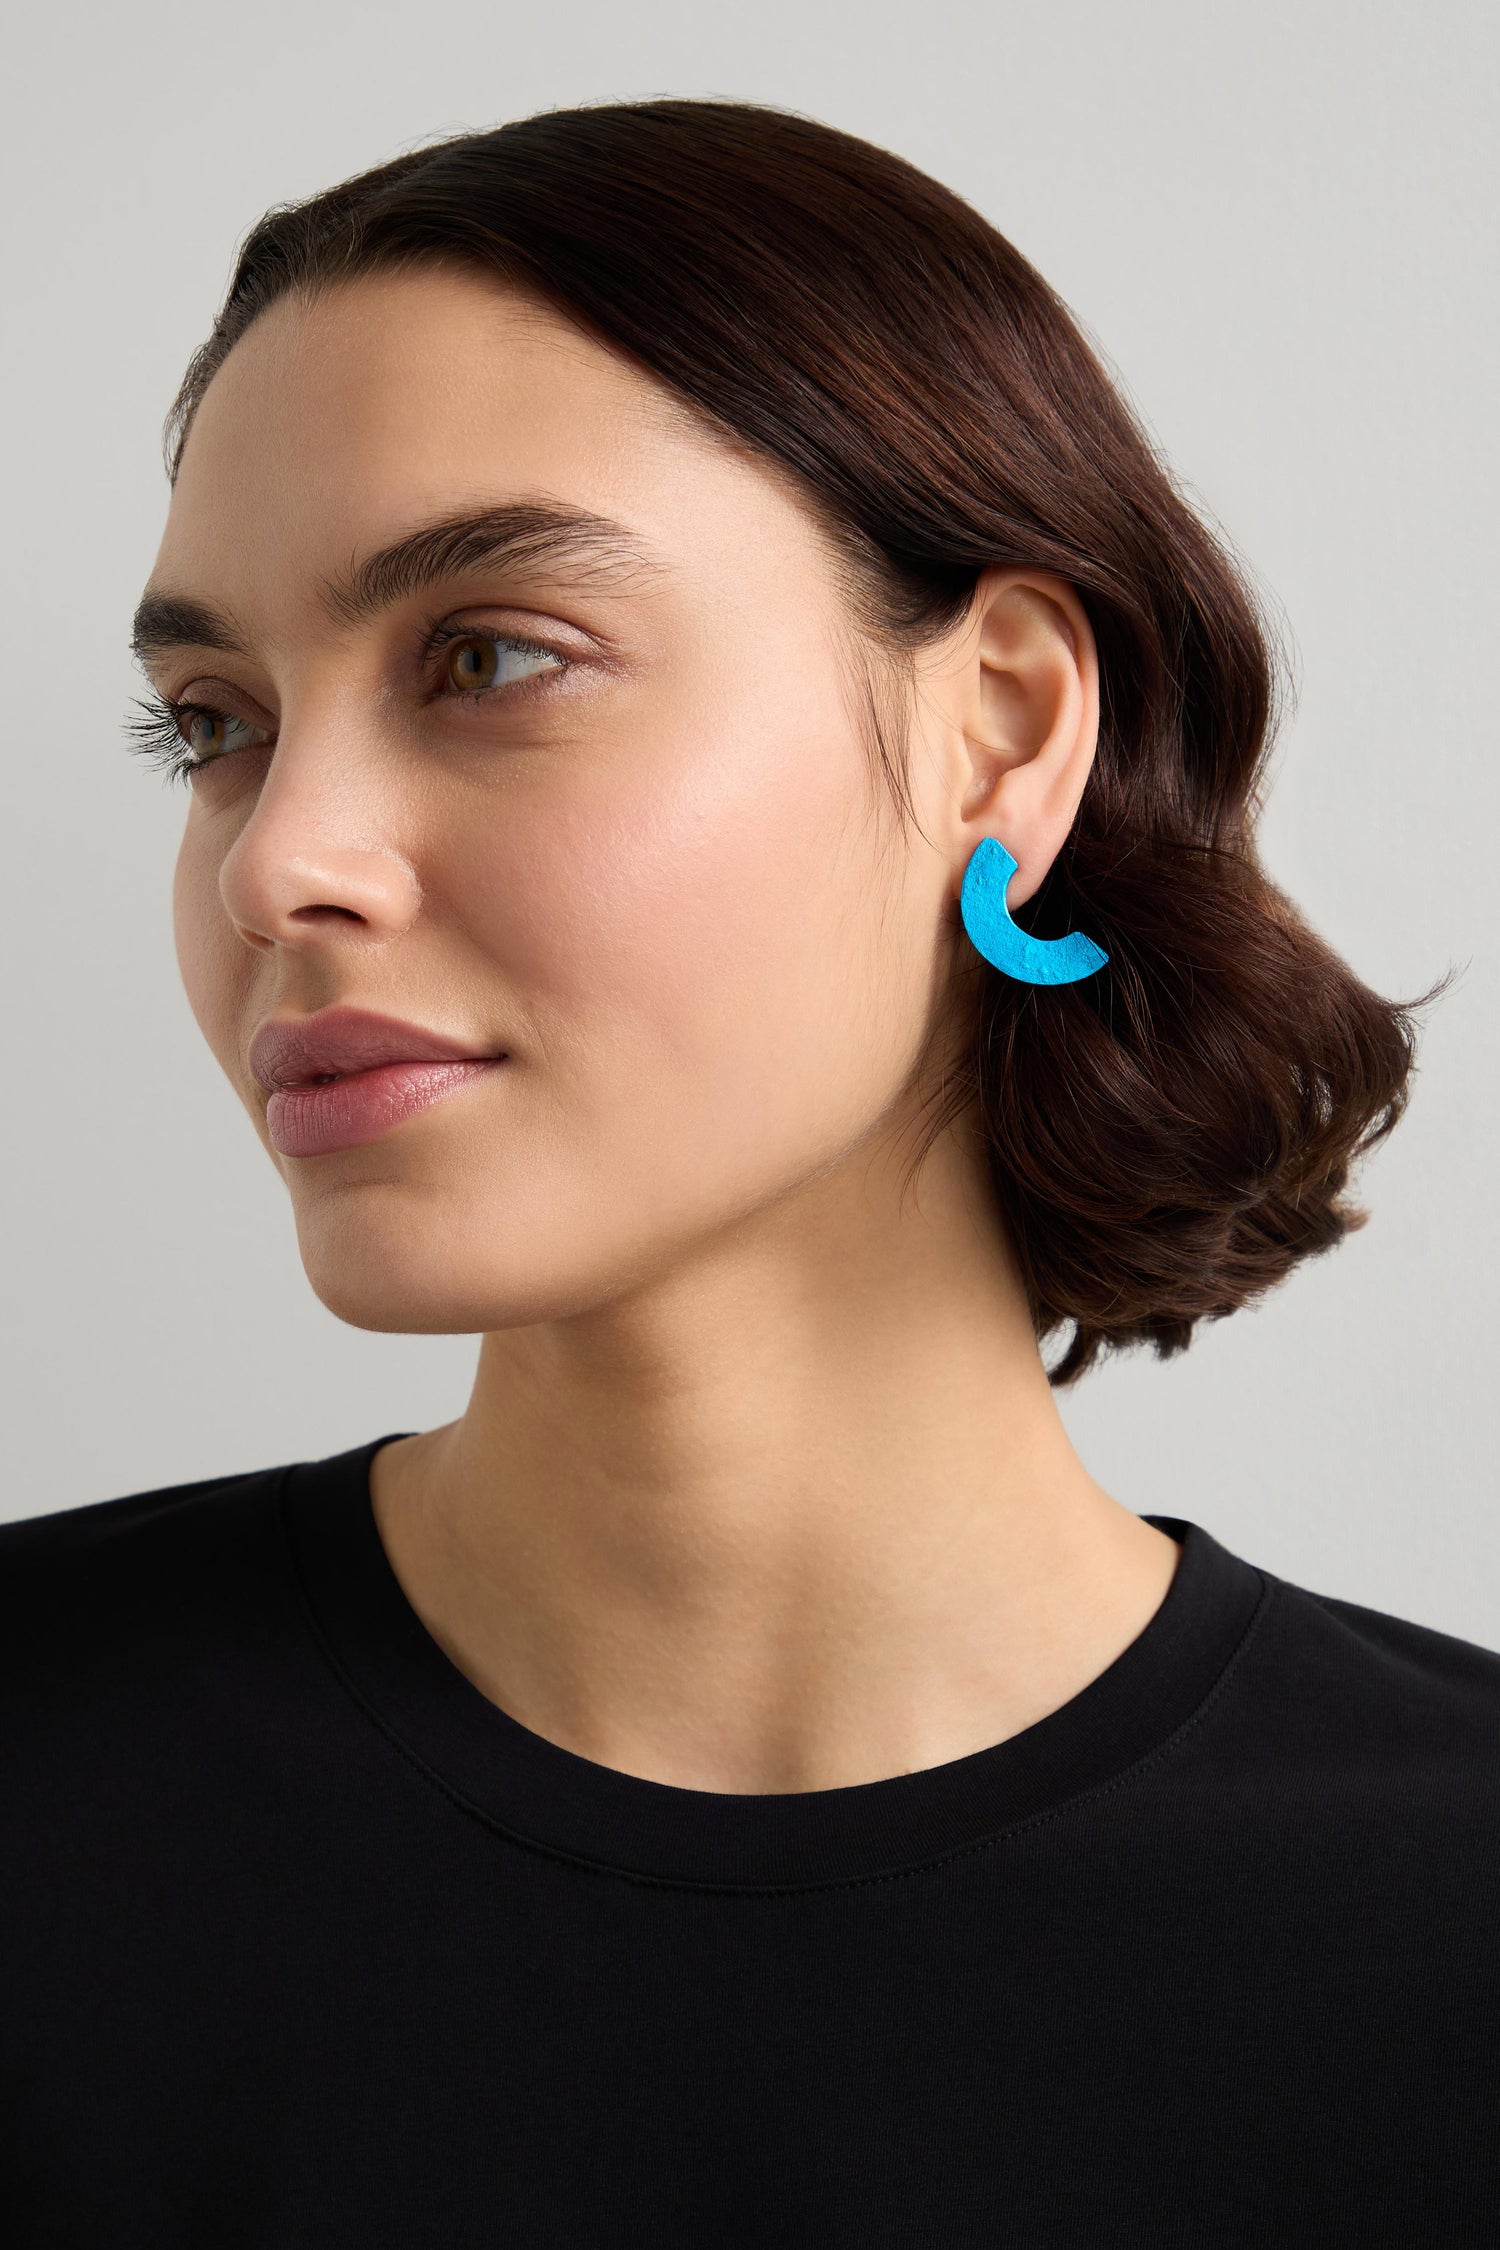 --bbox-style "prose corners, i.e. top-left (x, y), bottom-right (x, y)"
top-left (214, 721), bottom-right (424, 954)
